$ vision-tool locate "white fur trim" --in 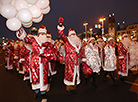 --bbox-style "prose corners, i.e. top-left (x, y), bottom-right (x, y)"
top-left (88, 37), bottom-right (95, 43)
top-left (48, 62), bottom-right (57, 76)
top-left (19, 71), bottom-right (25, 74)
top-left (118, 56), bottom-right (124, 59)
top-left (57, 25), bottom-right (65, 31)
top-left (108, 37), bottom-right (113, 41)
top-left (122, 33), bottom-right (128, 38)
top-left (118, 71), bottom-right (128, 76)
top-left (16, 28), bottom-right (27, 40)
top-left (14, 56), bottom-right (18, 59)
top-left (38, 28), bottom-right (47, 34)
top-left (68, 31), bottom-right (76, 36)
top-left (132, 38), bottom-right (137, 41)
top-left (46, 34), bottom-right (52, 38)
top-left (23, 76), bottom-right (30, 81)
top-left (19, 58), bottom-right (25, 63)
top-left (82, 58), bottom-right (87, 62)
